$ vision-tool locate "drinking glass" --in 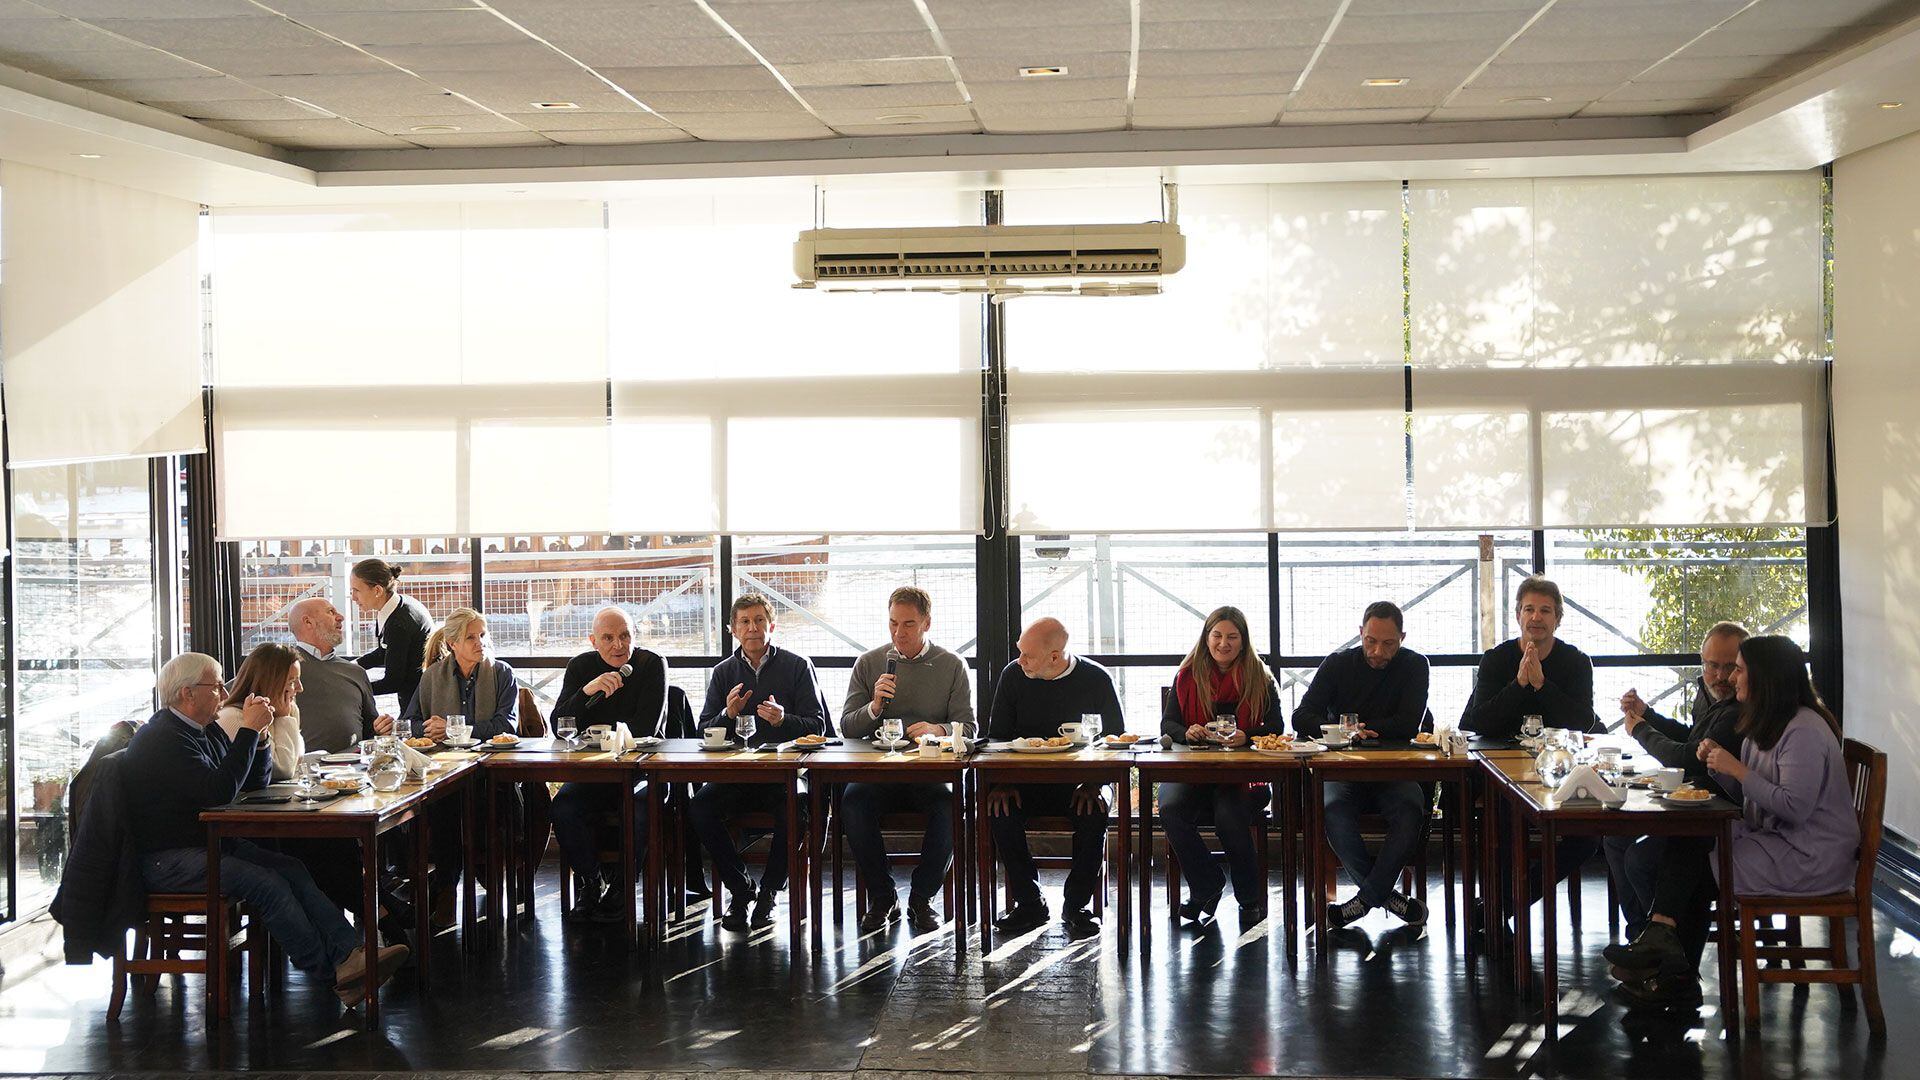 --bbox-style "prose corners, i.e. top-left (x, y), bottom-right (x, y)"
top-left (446, 713), bottom-right (467, 742)
top-left (1207, 715), bottom-right (1238, 745)
top-left (1078, 713), bottom-right (1101, 747)
top-left (879, 716), bottom-right (905, 747)
top-left (555, 714), bottom-right (578, 748)
top-left (1339, 713), bottom-right (1362, 742)
top-left (295, 757), bottom-right (320, 803)
top-left (394, 715), bottom-right (414, 741)
top-left (737, 712), bottom-right (757, 747)
top-left (1522, 714), bottom-right (1545, 739)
